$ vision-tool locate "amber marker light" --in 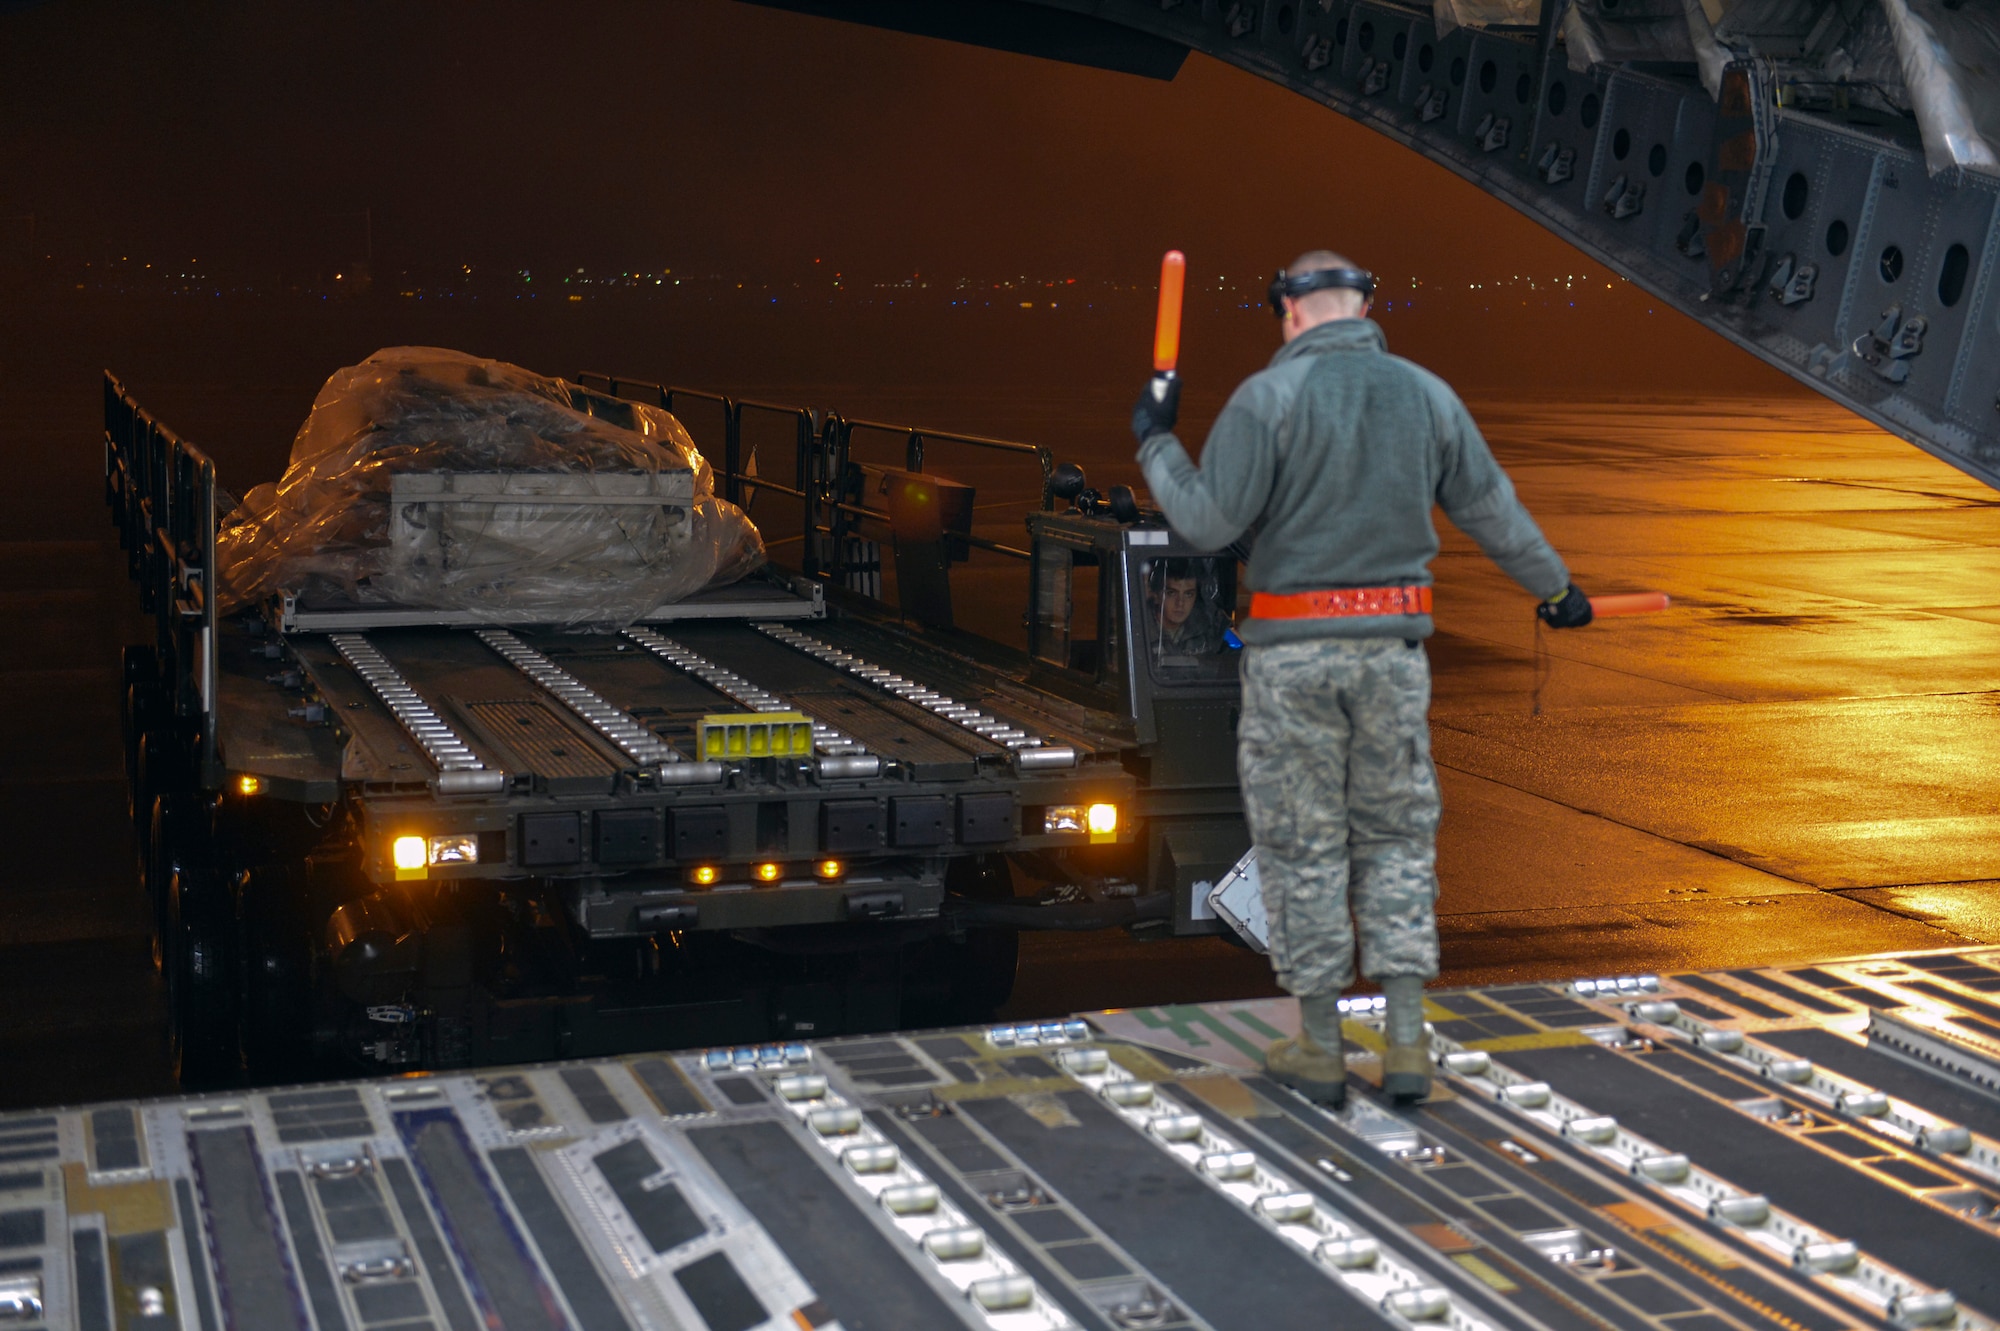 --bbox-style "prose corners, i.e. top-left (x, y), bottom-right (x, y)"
top-left (236, 775), bottom-right (265, 796)
top-left (392, 836), bottom-right (427, 872)
top-left (688, 864), bottom-right (721, 888)
top-left (815, 858), bottom-right (844, 881)
top-left (1087, 803), bottom-right (1119, 843)
top-left (755, 862), bottom-right (784, 883)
